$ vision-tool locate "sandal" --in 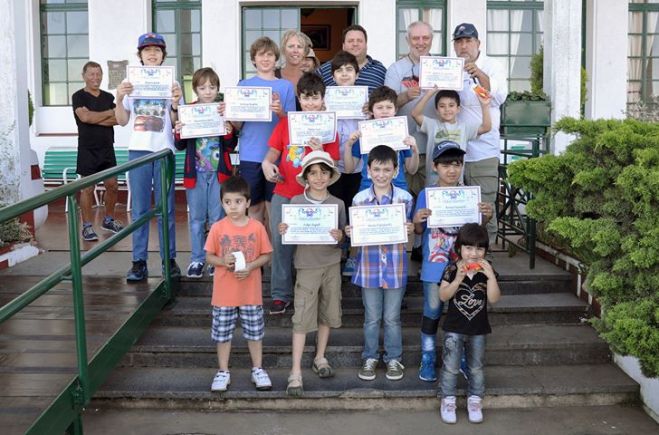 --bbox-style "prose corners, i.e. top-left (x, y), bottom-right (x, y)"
top-left (286, 373), bottom-right (304, 397)
top-left (312, 357), bottom-right (335, 378)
